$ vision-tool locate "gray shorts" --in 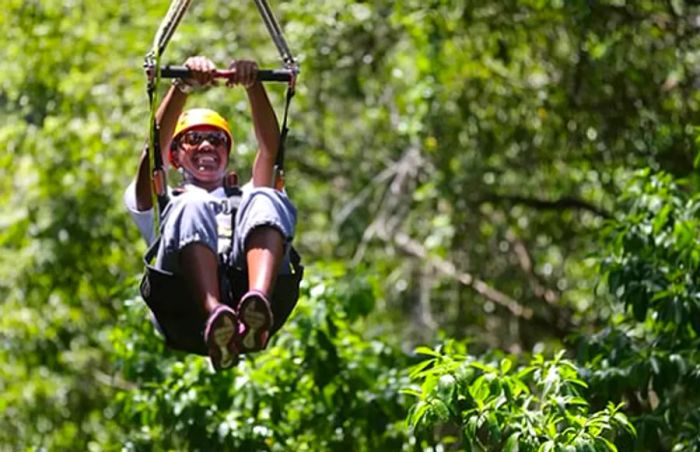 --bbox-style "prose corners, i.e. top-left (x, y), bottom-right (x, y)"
top-left (155, 186), bottom-right (297, 276)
